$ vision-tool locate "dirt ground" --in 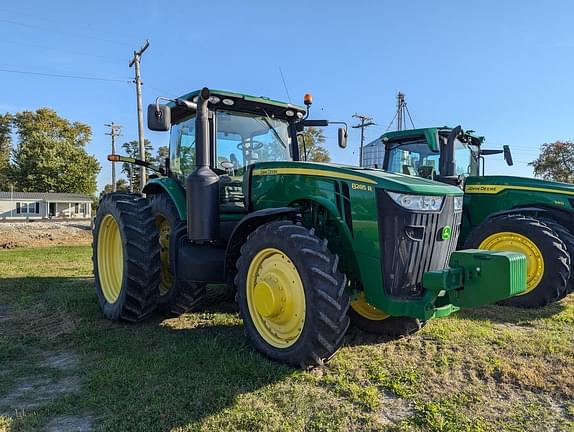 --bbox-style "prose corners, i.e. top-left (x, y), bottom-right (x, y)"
top-left (0, 221), bottom-right (92, 249)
